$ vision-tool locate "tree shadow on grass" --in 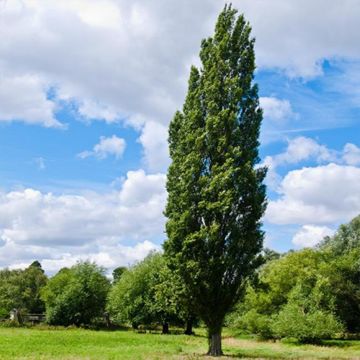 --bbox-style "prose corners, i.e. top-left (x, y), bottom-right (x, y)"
top-left (224, 353), bottom-right (283, 359)
top-left (281, 338), bottom-right (356, 349)
top-left (318, 339), bottom-right (354, 348)
top-left (275, 337), bottom-right (356, 349)
top-left (185, 353), bottom-right (283, 359)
